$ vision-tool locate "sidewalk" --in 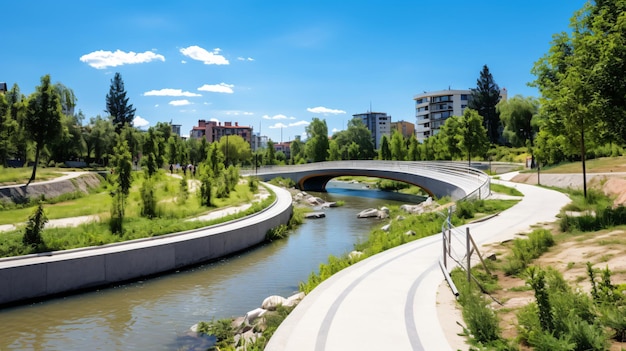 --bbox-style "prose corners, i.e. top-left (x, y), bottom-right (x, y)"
top-left (265, 179), bottom-right (570, 351)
